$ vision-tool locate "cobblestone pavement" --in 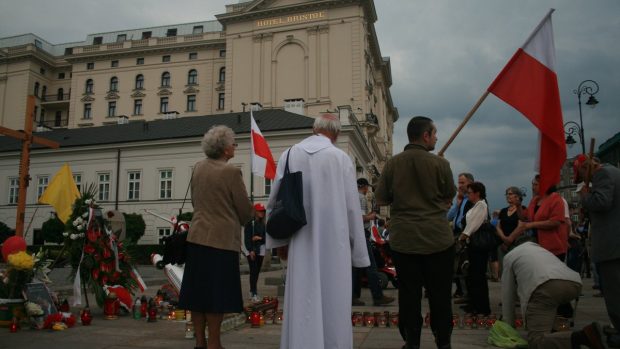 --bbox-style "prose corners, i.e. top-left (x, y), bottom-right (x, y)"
top-left (0, 260), bottom-right (611, 349)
